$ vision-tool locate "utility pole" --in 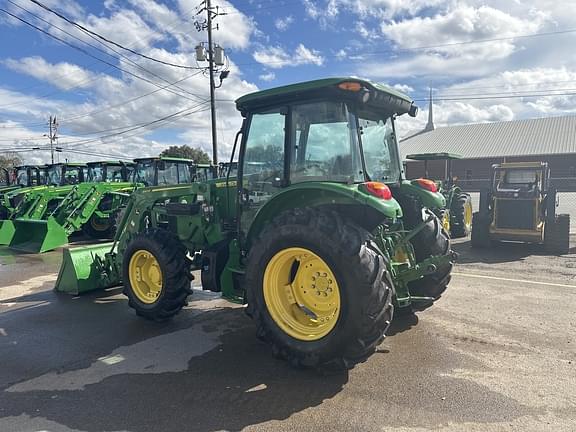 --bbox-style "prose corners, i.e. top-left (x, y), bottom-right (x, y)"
top-left (206, 0), bottom-right (218, 165)
top-left (47, 115), bottom-right (58, 164)
top-left (195, 0), bottom-right (228, 165)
